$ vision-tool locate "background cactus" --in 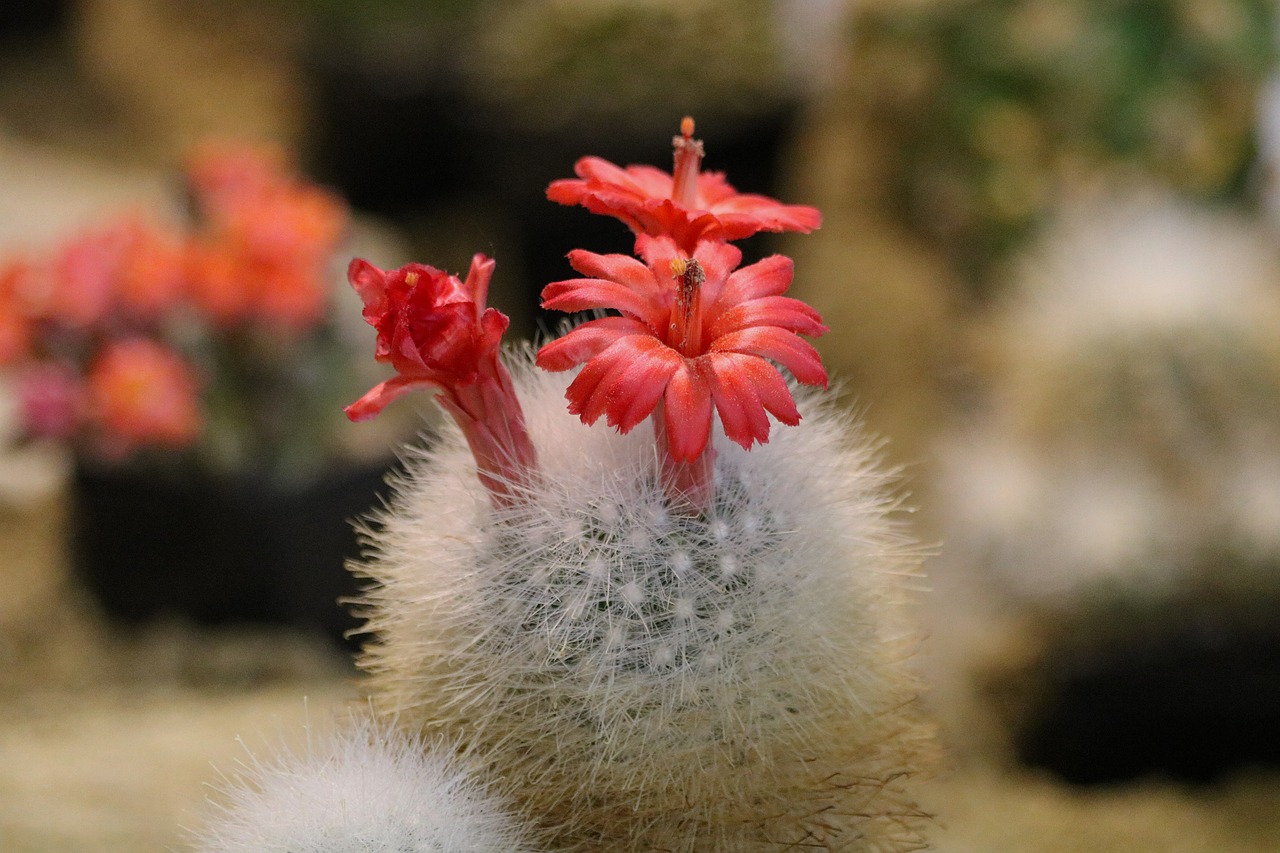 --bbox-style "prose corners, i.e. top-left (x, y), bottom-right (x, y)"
top-left (941, 193), bottom-right (1280, 600)
top-left (926, 191), bottom-right (1280, 782)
